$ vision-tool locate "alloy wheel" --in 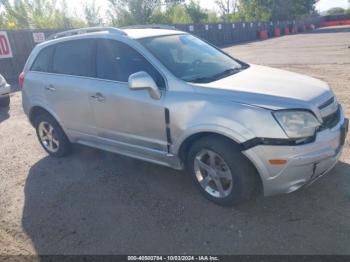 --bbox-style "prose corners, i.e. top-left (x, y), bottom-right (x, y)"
top-left (193, 149), bottom-right (233, 198)
top-left (38, 121), bottom-right (60, 153)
